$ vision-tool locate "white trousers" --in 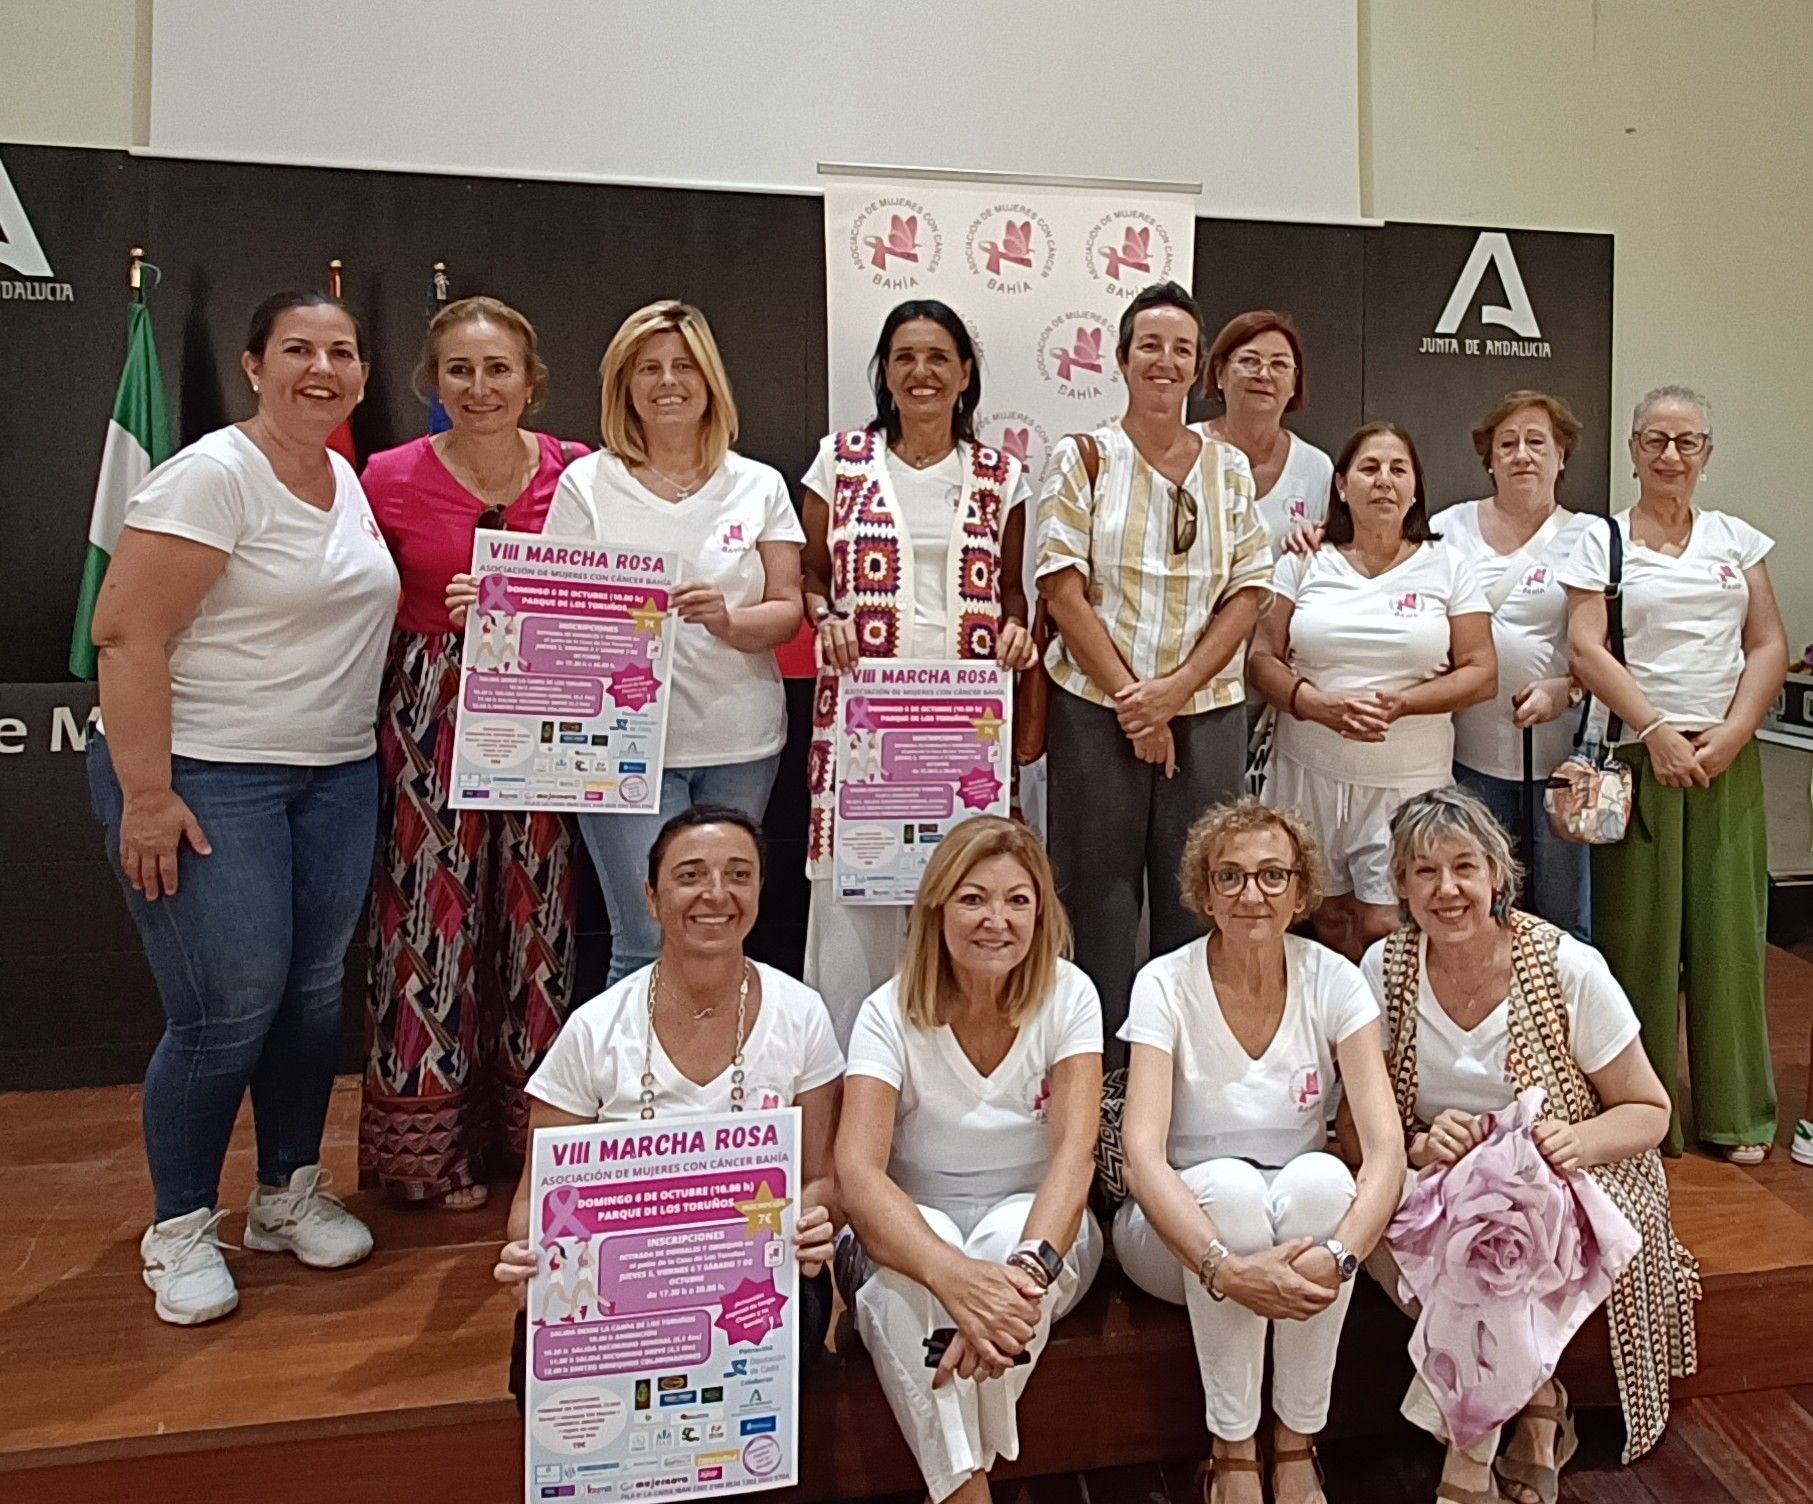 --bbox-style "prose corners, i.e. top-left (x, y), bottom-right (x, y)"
top-left (1114, 1154), bottom-right (1357, 1441)
top-left (854, 1193), bottom-right (1104, 1502)
top-left (803, 877), bottom-right (909, 1049)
